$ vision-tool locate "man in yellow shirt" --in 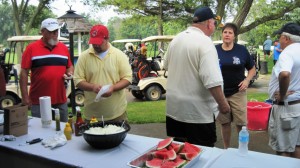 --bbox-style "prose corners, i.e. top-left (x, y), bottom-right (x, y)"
top-left (73, 25), bottom-right (132, 122)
